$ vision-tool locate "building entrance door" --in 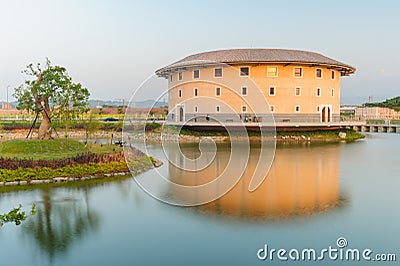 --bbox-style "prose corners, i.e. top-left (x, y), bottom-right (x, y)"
top-left (176, 104), bottom-right (185, 122)
top-left (321, 105), bottom-right (332, 123)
